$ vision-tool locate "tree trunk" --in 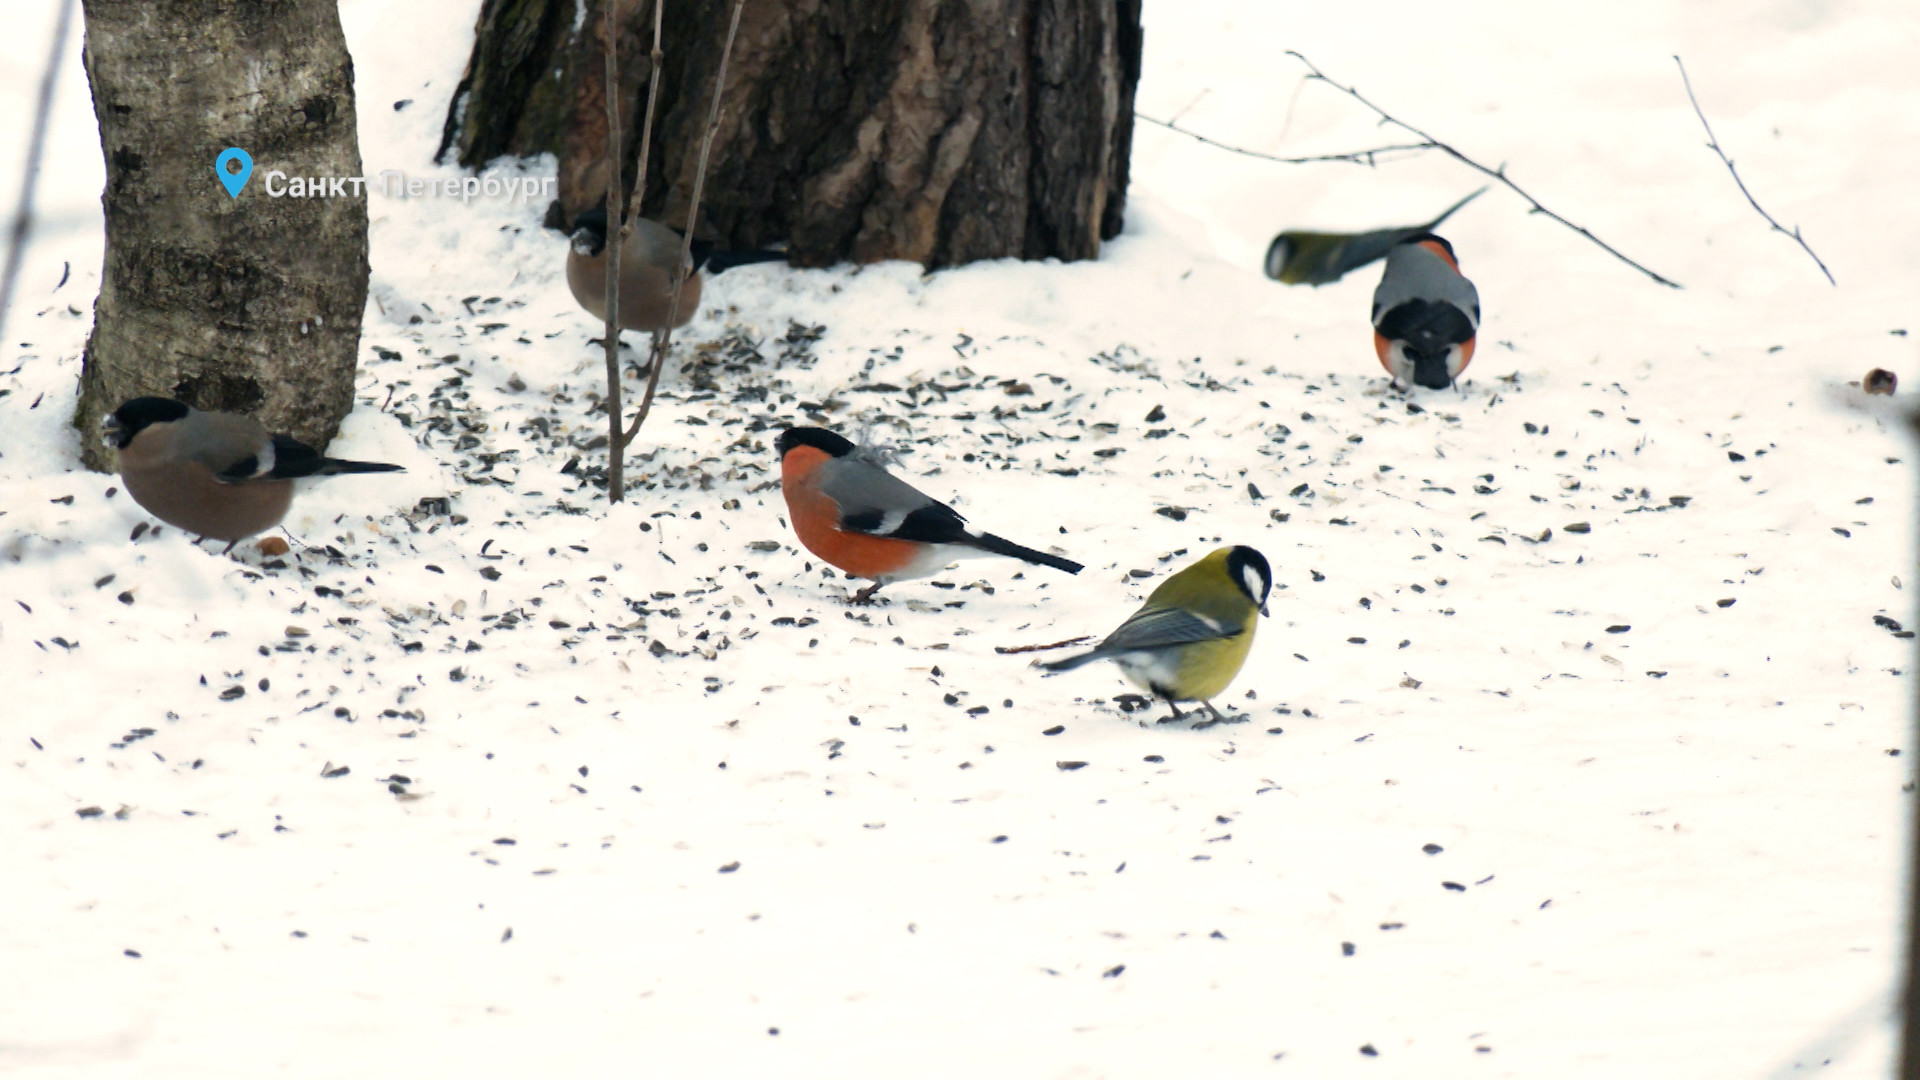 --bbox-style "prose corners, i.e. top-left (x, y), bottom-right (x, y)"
top-left (75, 0), bottom-right (371, 472)
top-left (440, 0), bottom-right (1141, 268)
